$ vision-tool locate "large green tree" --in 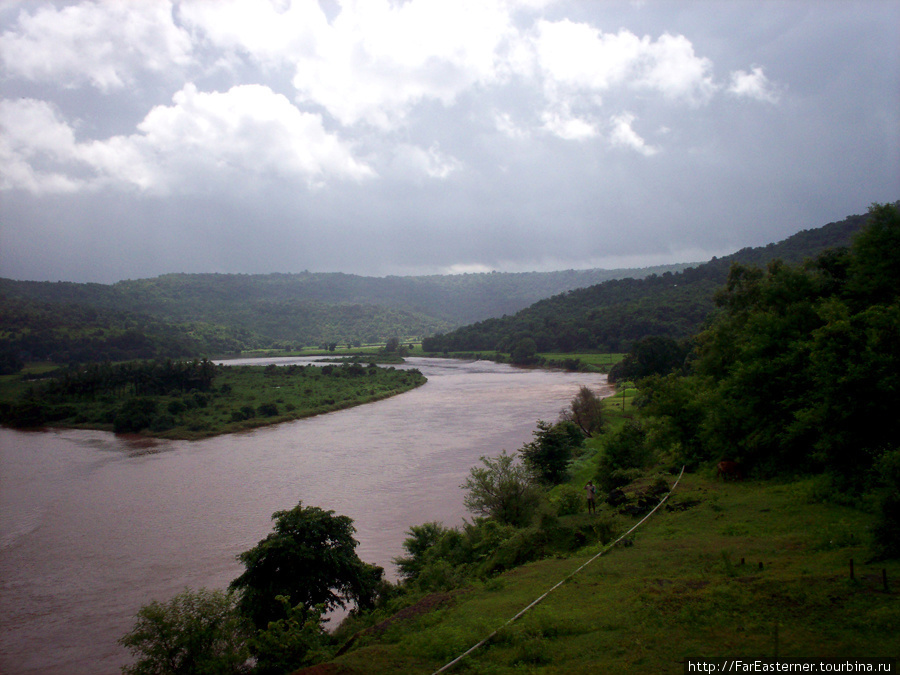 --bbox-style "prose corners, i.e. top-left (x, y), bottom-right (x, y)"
top-left (229, 502), bottom-right (383, 630)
